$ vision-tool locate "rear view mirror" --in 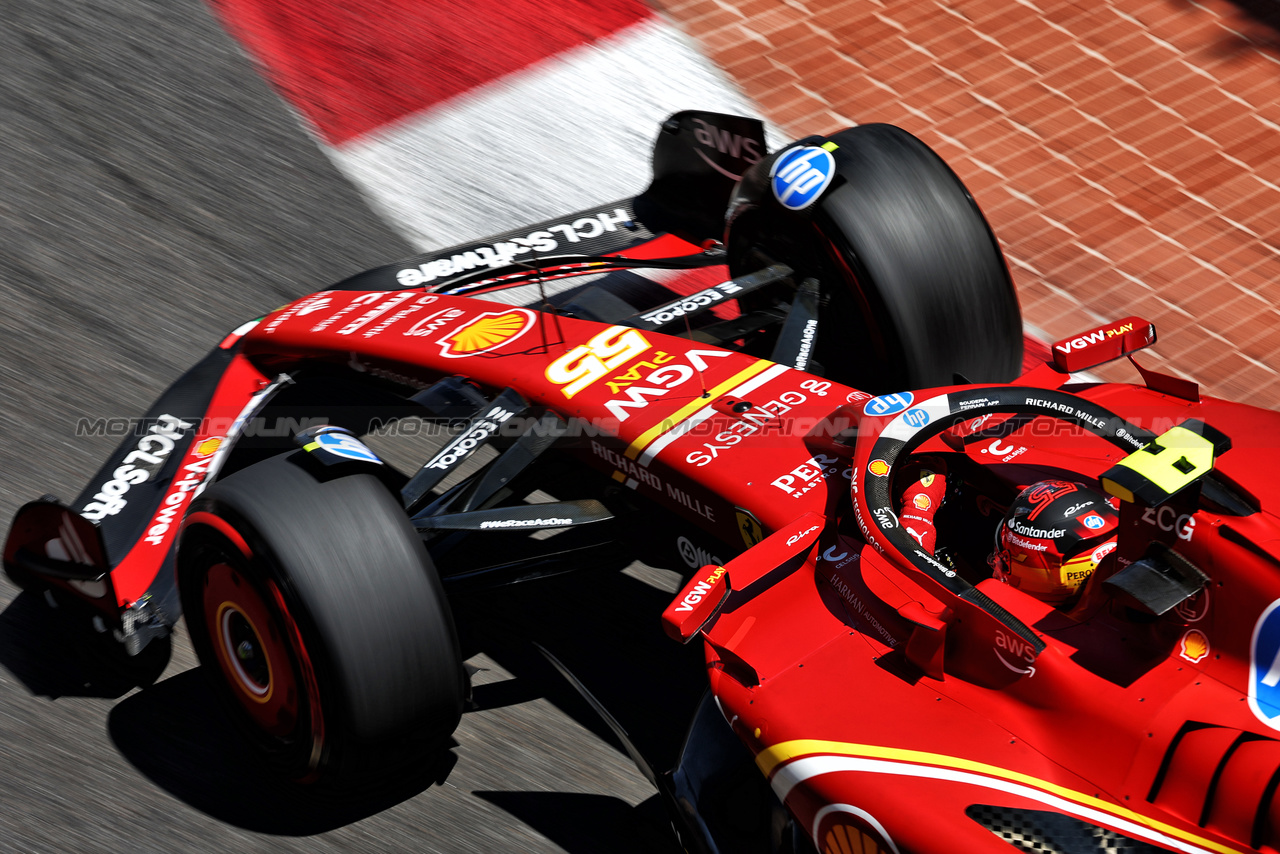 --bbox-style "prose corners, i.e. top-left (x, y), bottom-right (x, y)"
top-left (1051, 316), bottom-right (1155, 373)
